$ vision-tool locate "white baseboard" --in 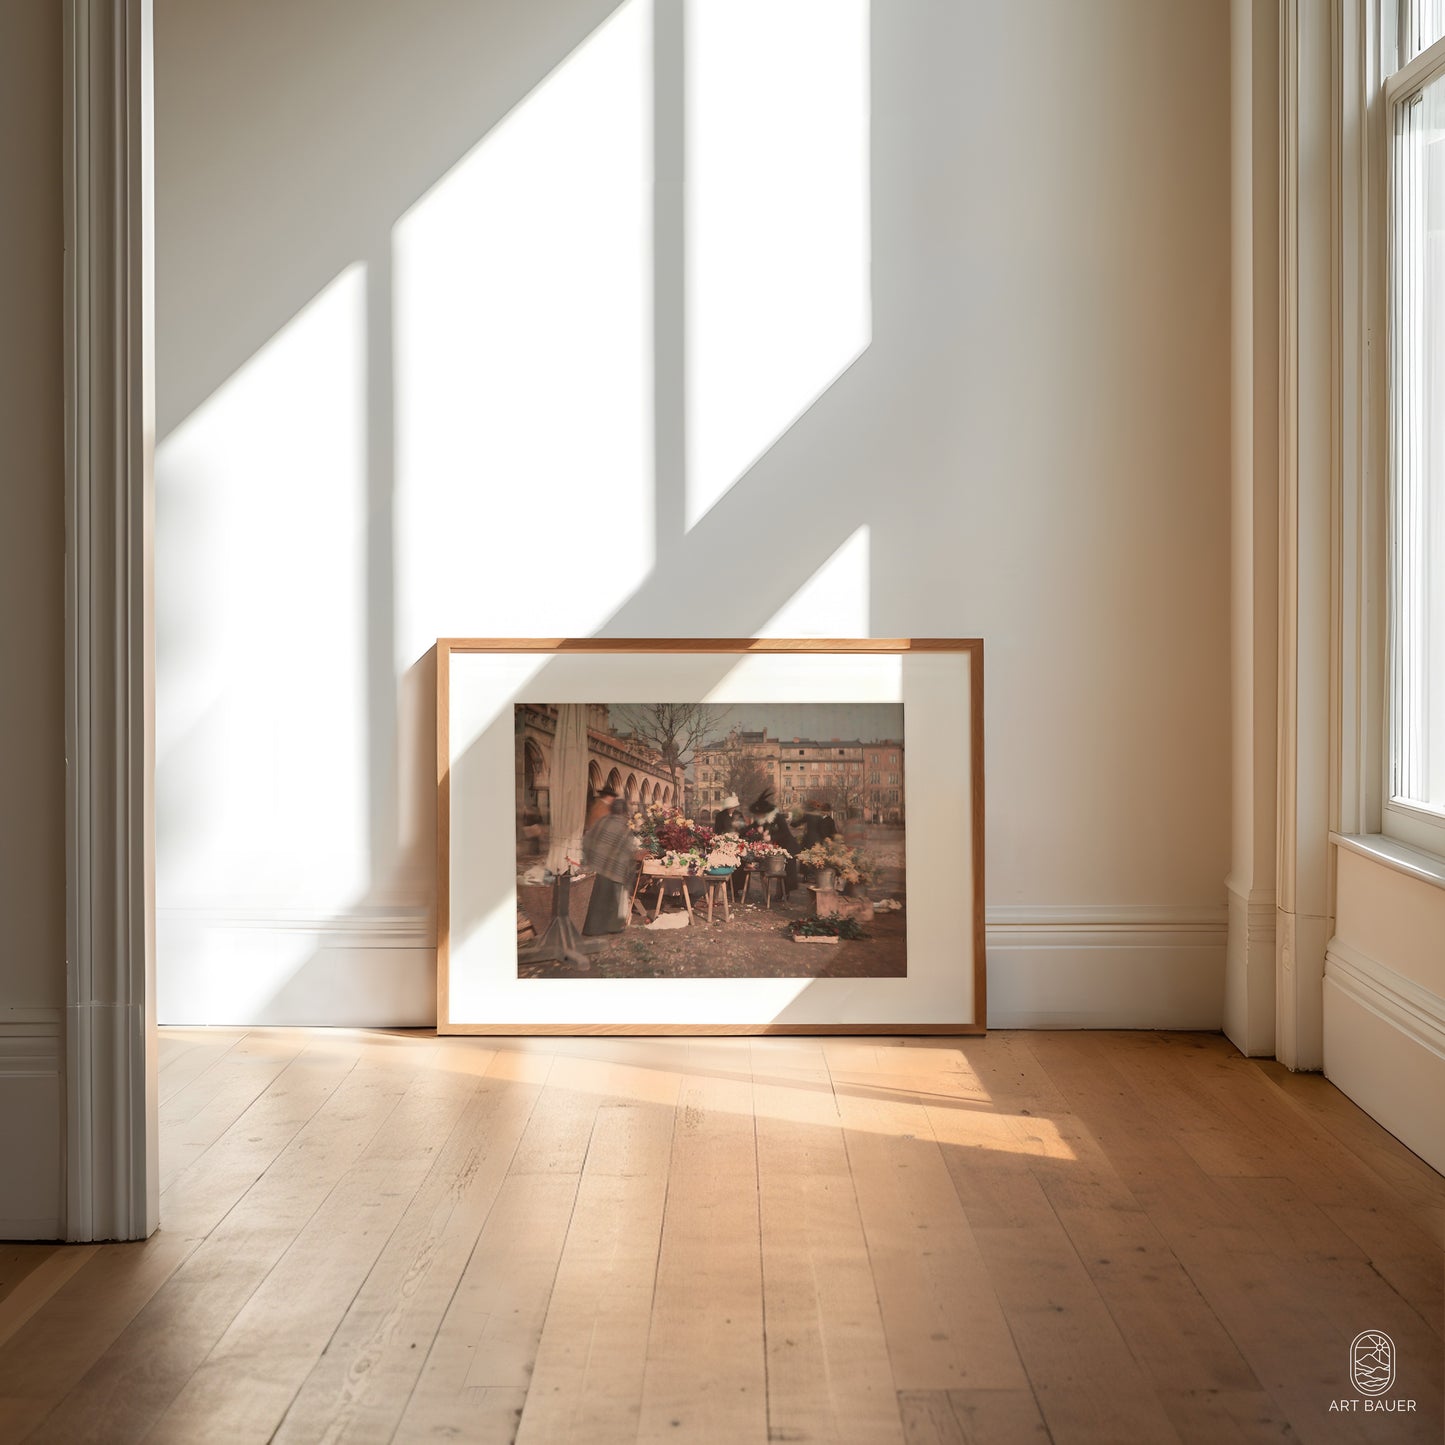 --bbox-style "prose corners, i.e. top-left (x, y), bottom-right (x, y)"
top-left (1324, 938), bottom-right (1445, 1175)
top-left (985, 905), bottom-right (1226, 1029)
top-left (1224, 883), bottom-right (1277, 1056)
top-left (0, 1012), bottom-right (63, 1239)
top-left (158, 903), bottom-right (1228, 1032)
top-left (157, 908), bottom-right (436, 1027)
